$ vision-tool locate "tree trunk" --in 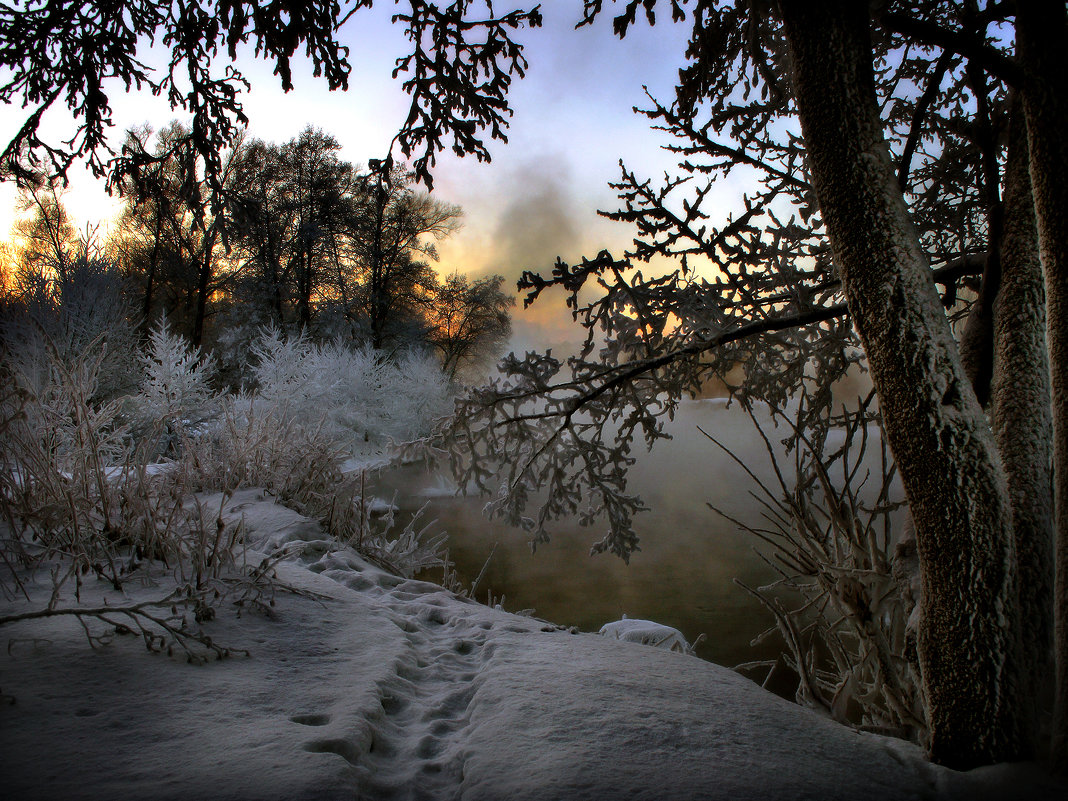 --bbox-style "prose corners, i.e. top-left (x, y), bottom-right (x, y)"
top-left (297, 245), bottom-right (312, 330)
top-left (261, 186), bottom-right (285, 326)
top-left (192, 228), bottom-right (217, 348)
top-left (958, 56), bottom-right (1004, 409)
top-left (142, 206), bottom-right (163, 325)
top-left (1015, 0), bottom-right (1068, 770)
top-left (780, 0), bottom-right (1019, 767)
top-left (991, 92), bottom-right (1053, 758)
